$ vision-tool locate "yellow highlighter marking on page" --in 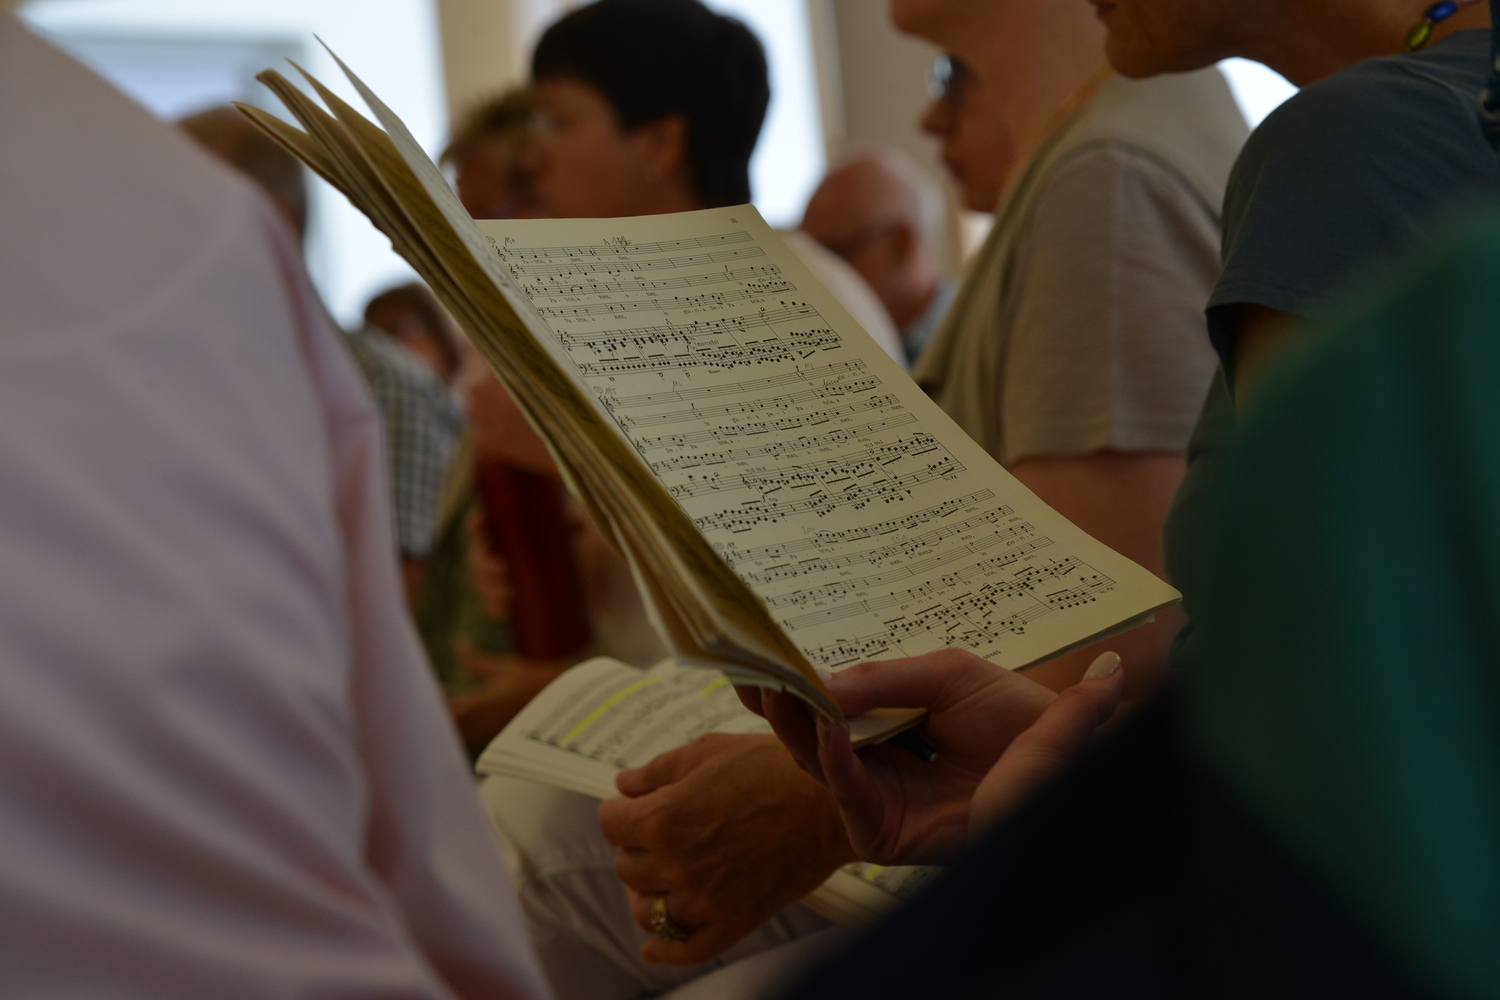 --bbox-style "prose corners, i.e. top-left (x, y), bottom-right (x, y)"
top-left (697, 676), bottom-right (730, 697)
top-left (562, 677), bottom-right (663, 744)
